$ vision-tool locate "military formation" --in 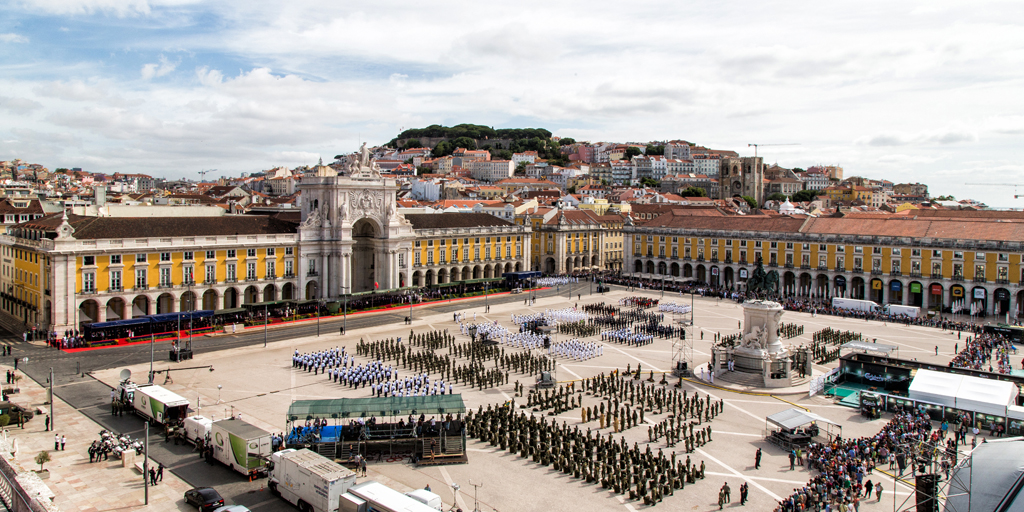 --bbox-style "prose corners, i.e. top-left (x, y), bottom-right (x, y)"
top-left (777, 322), bottom-right (805, 339)
top-left (356, 331), bottom-right (554, 390)
top-left (811, 327), bottom-right (864, 363)
top-left (467, 372), bottom-right (716, 506)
